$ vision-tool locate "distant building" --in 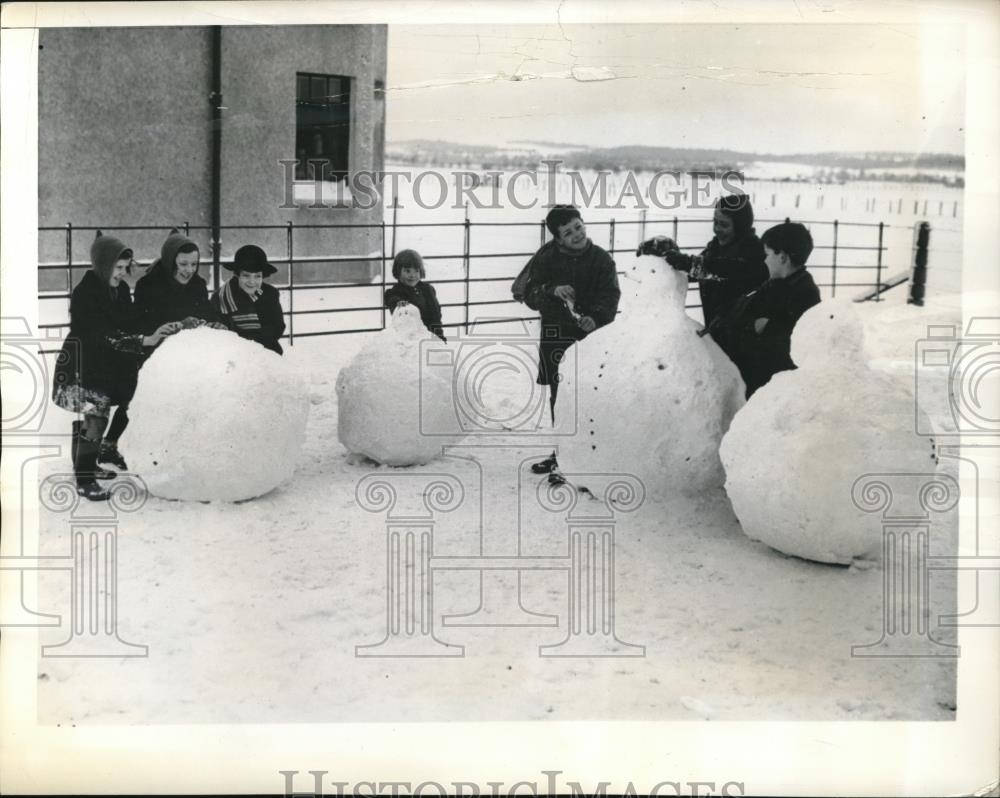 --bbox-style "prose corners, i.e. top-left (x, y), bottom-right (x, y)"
top-left (38, 25), bottom-right (388, 304)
